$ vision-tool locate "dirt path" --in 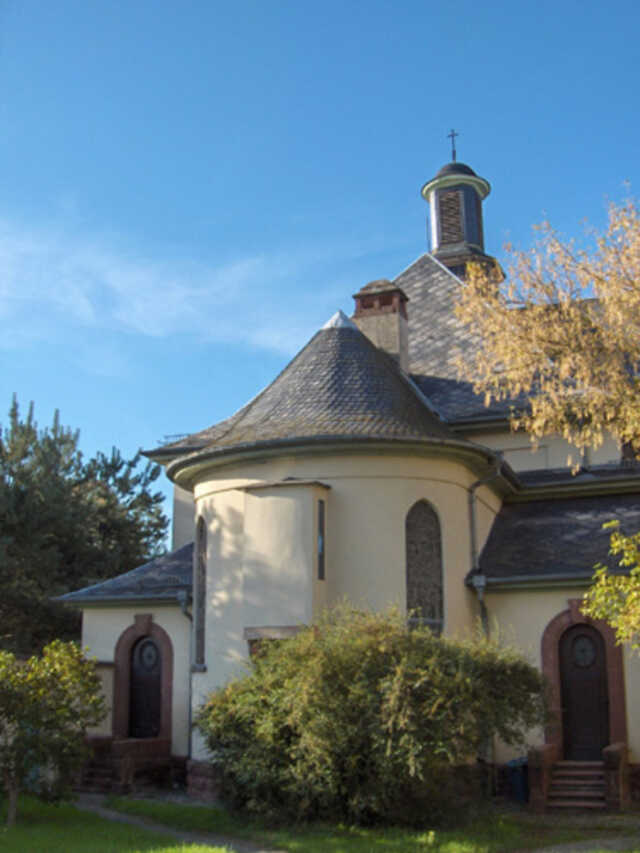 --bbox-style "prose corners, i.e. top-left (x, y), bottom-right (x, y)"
top-left (74, 794), bottom-right (287, 853)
